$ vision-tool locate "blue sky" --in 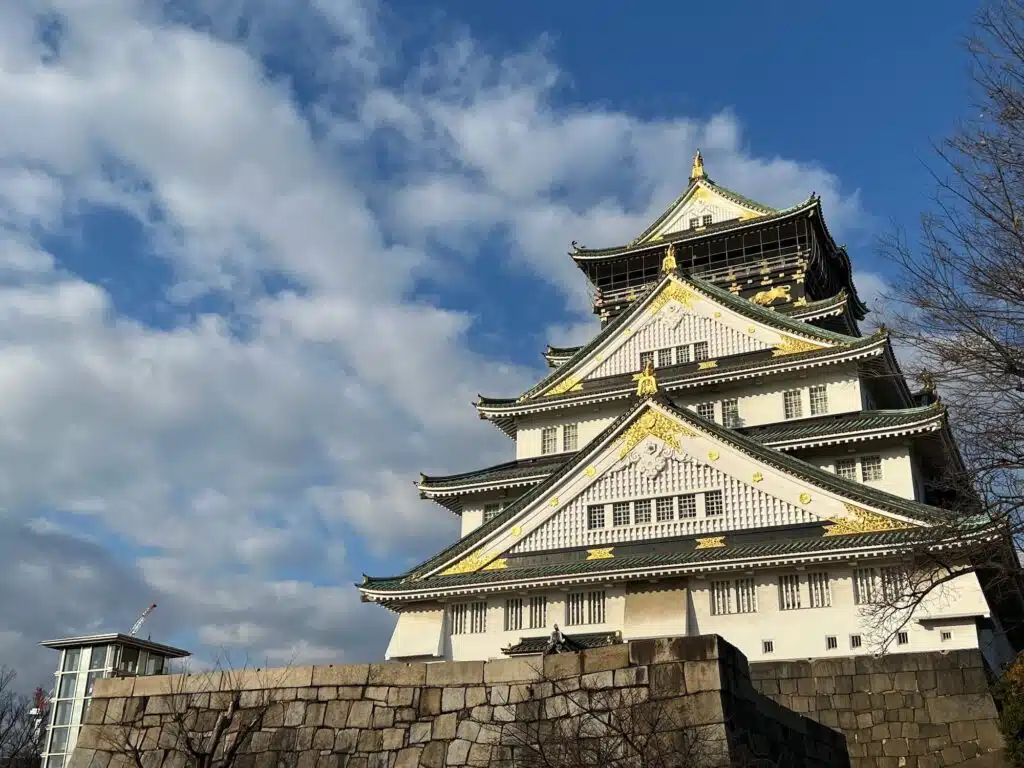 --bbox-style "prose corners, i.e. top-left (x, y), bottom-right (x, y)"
top-left (0, 0), bottom-right (976, 686)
